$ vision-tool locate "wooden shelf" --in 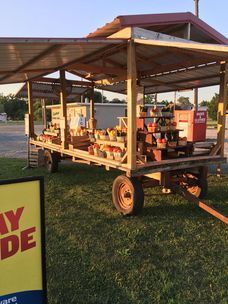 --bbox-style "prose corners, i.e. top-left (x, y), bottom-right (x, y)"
top-left (95, 139), bottom-right (126, 149)
top-left (43, 131), bottom-right (59, 137)
top-left (137, 115), bottom-right (174, 119)
top-left (148, 143), bottom-right (192, 151)
top-left (138, 129), bottom-right (182, 134)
